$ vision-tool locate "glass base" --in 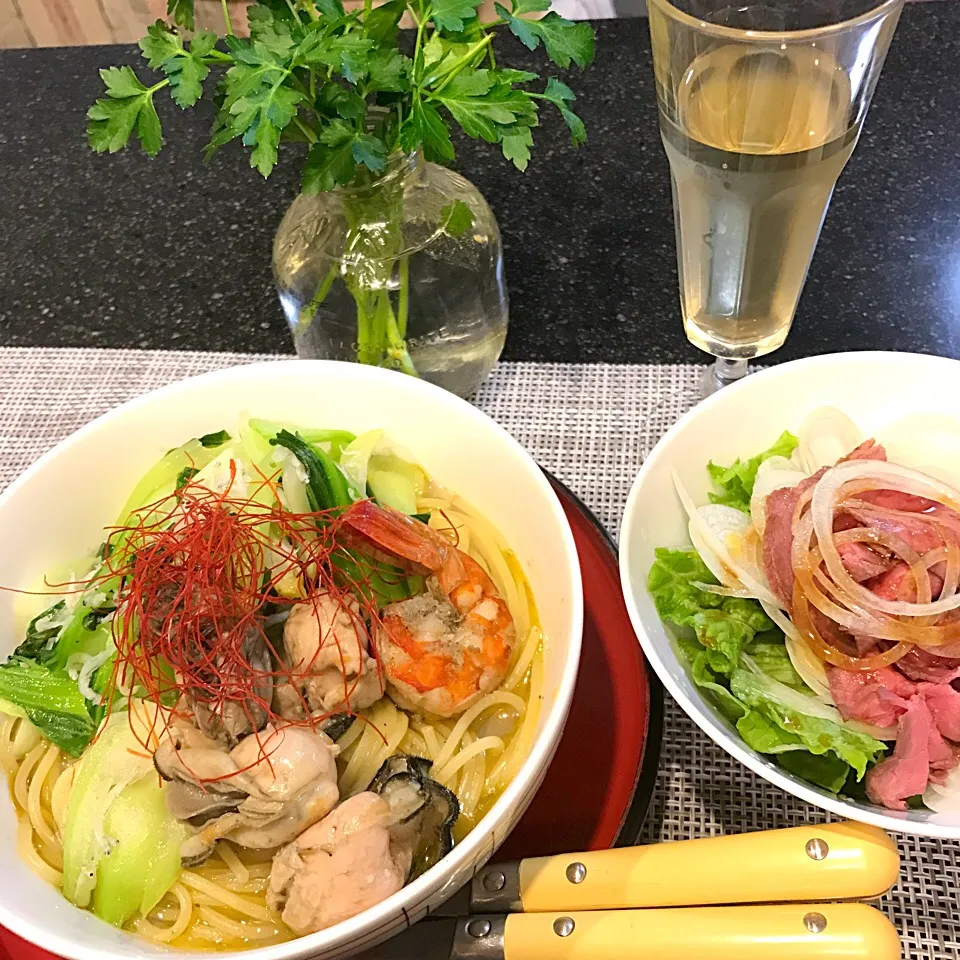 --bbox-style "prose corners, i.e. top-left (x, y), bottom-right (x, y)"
top-left (701, 358), bottom-right (749, 398)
